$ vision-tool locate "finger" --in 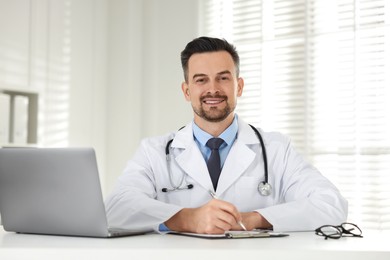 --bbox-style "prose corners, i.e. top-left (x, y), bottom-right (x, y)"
top-left (207, 200), bottom-right (243, 231)
top-left (196, 213), bottom-right (231, 234)
top-left (210, 199), bottom-right (242, 223)
top-left (211, 219), bottom-right (233, 233)
top-left (229, 222), bottom-right (242, 231)
top-left (214, 209), bottom-right (238, 227)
